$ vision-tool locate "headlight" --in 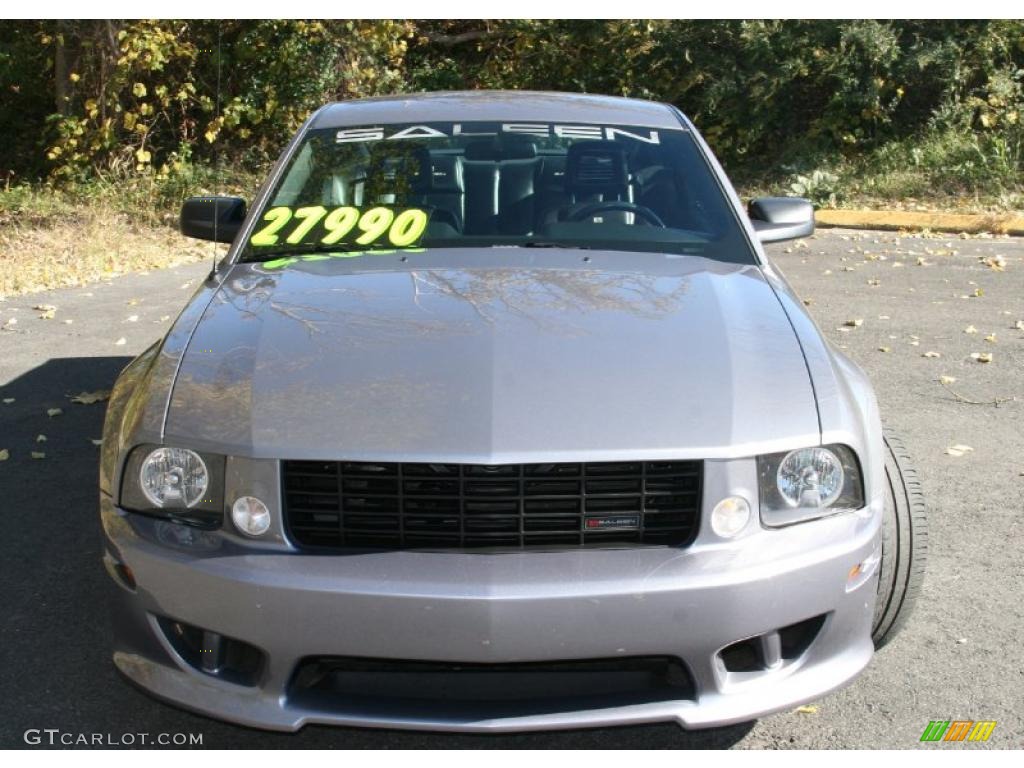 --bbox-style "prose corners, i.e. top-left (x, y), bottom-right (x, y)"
top-left (140, 447), bottom-right (209, 507)
top-left (120, 445), bottom-right (225, 528)
top-left (776, 447), bottom-right (843, 508)
top-left (757, 444), bottom-right (864, 527)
